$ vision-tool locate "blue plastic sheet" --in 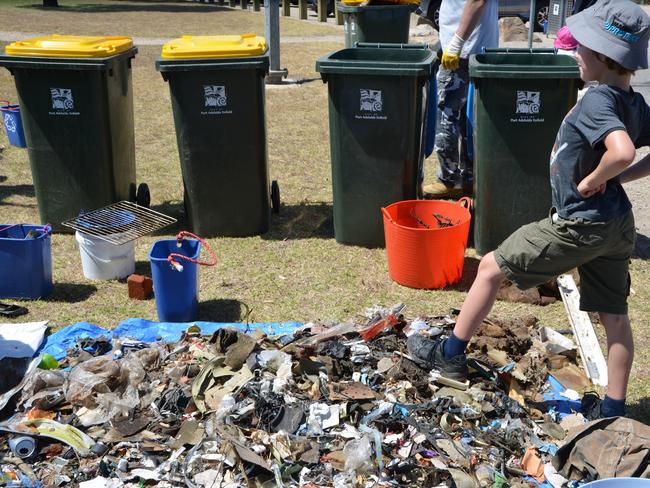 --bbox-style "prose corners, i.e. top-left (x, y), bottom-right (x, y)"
top-left (112, 318), bottom-right (302, 343)
top-left (40, 319), bottom-right (303, 361)
top-left (542, 374), bottom-right (582, 415)
top-left (40, 322), bottom-right (110, 361)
